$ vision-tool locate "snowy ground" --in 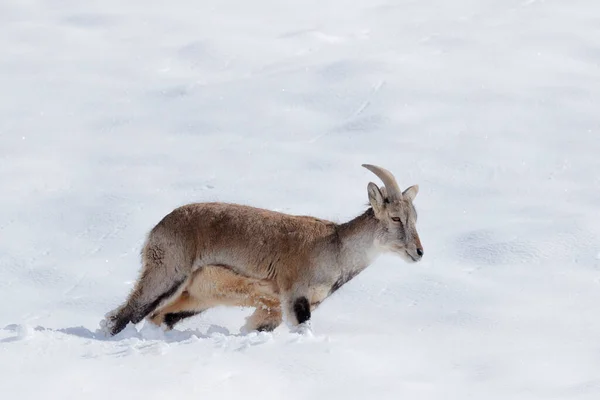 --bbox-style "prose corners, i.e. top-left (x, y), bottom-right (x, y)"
top-left (1, 0), bottom-right (600, 399)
